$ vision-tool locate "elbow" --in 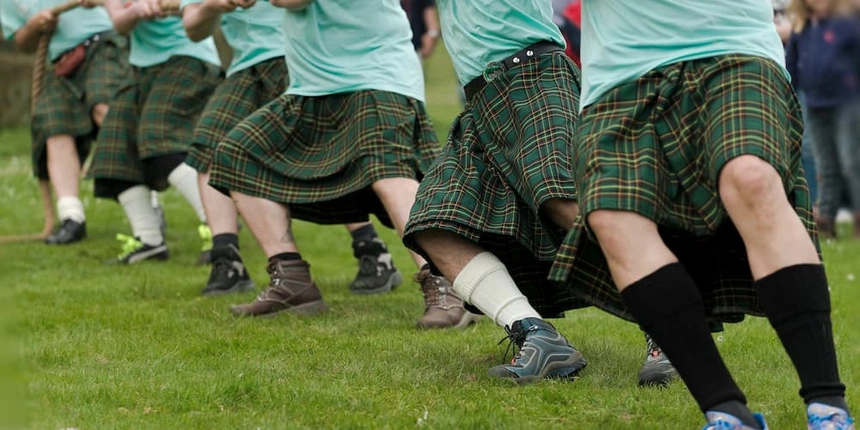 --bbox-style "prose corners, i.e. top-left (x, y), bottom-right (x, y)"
top-left (182, 20), bottom-right (209, 42)
top-left (13, 34), bottom-right (37, 54)
top-left (110, 18), bottom-right (133, 36)
top-left (186, 30), bottom-right (208, 43)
